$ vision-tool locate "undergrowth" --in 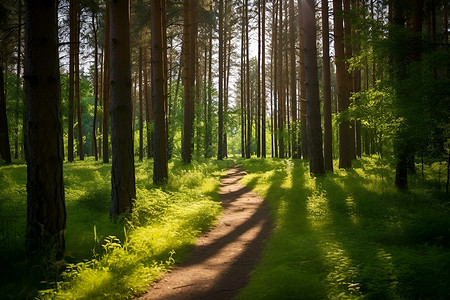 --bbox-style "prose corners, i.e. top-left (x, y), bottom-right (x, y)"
top-left (0, 158), bottom-right (233, 299)
top-left (237, 156), bottom-right (450, 300)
